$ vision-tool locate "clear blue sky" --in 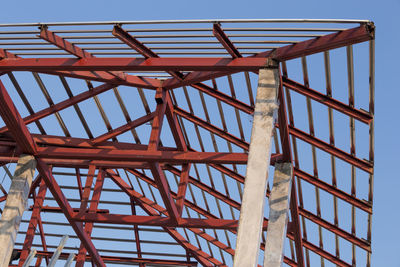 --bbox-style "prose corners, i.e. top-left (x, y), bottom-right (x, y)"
top-left (0, 0), bottom-right (398, 266)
